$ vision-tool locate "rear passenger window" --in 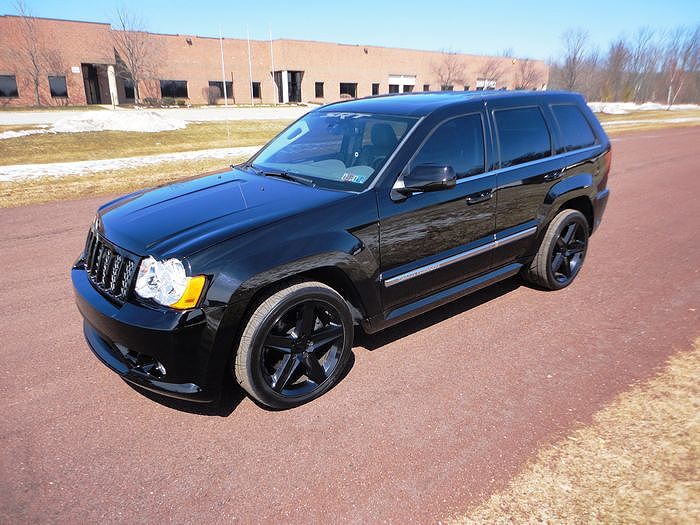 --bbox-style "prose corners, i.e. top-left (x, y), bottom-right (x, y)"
top-left (412, 114), bottom-right (485, 179)
top-left (494, 107), bottom-right (551, 167)
top-left (551, 104), bottom-right (596, 151)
